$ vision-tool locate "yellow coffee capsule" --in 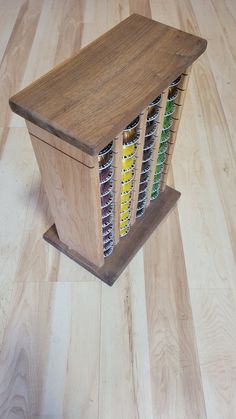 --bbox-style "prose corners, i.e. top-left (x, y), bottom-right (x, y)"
top-left (121, 168), bottom-right (134, 183)
top-left (120, 201), bottom-right (131, 213)
top-left (122, 142), bottom-right (135, 158)
top-left (122, 155), bottom-right (134, 171)
top-left (120, 218), bottom-right (130, 230)
top-left (121, 191), bottom-right (131, 204)
top-left (120, 225), bottom-right (130, 237)
top-left (121, 180), bottom-right (133, 194)
top-left (120, 209), bottom-right (130, 222)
